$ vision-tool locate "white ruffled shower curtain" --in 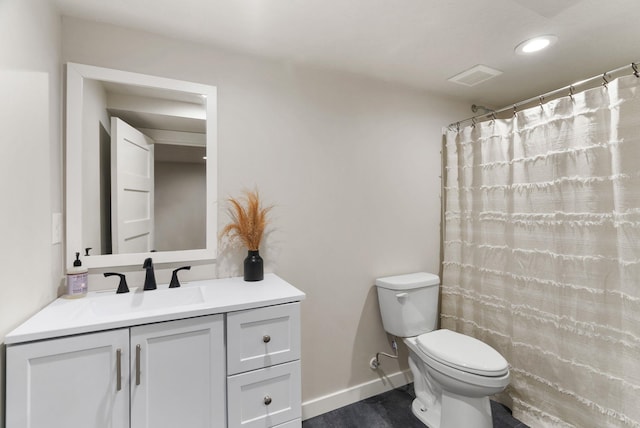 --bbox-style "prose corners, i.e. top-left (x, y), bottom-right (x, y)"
top-left (442, 74), bottom-right (640, 427)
